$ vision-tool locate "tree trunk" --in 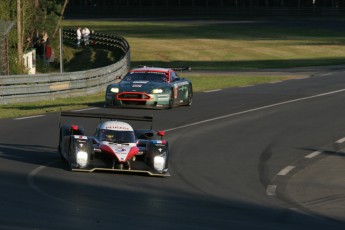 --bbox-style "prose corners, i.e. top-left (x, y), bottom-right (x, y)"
top-left (17, 0), bottom-right (23, 72)
top-left (53, 0), bottom-right (69, 38)
top-left (34, 0), bottom-right (39, 38)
